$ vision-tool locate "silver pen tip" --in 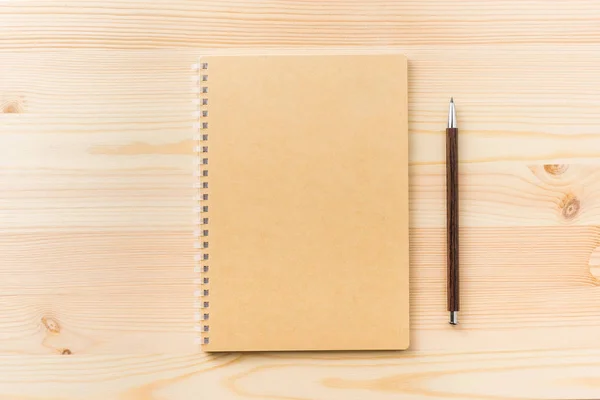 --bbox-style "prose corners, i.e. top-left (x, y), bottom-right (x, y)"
top-left (448, 98), bottom-right (457, 129)
top-left (449, 311), bottom-right (458, 325)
